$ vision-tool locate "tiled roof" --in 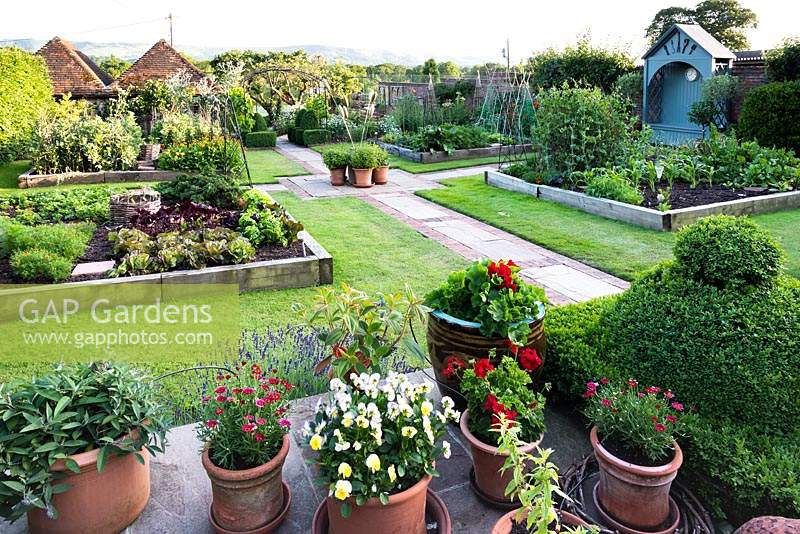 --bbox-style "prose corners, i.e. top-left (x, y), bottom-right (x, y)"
top-left (644, 24), bottom-right (736, 60)
top-left (112, 39), bottom-right (206, 89)
top-left (734, 50), bottom-right (766, 62)
top-left (36, 37), bottom-right (113, 97)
